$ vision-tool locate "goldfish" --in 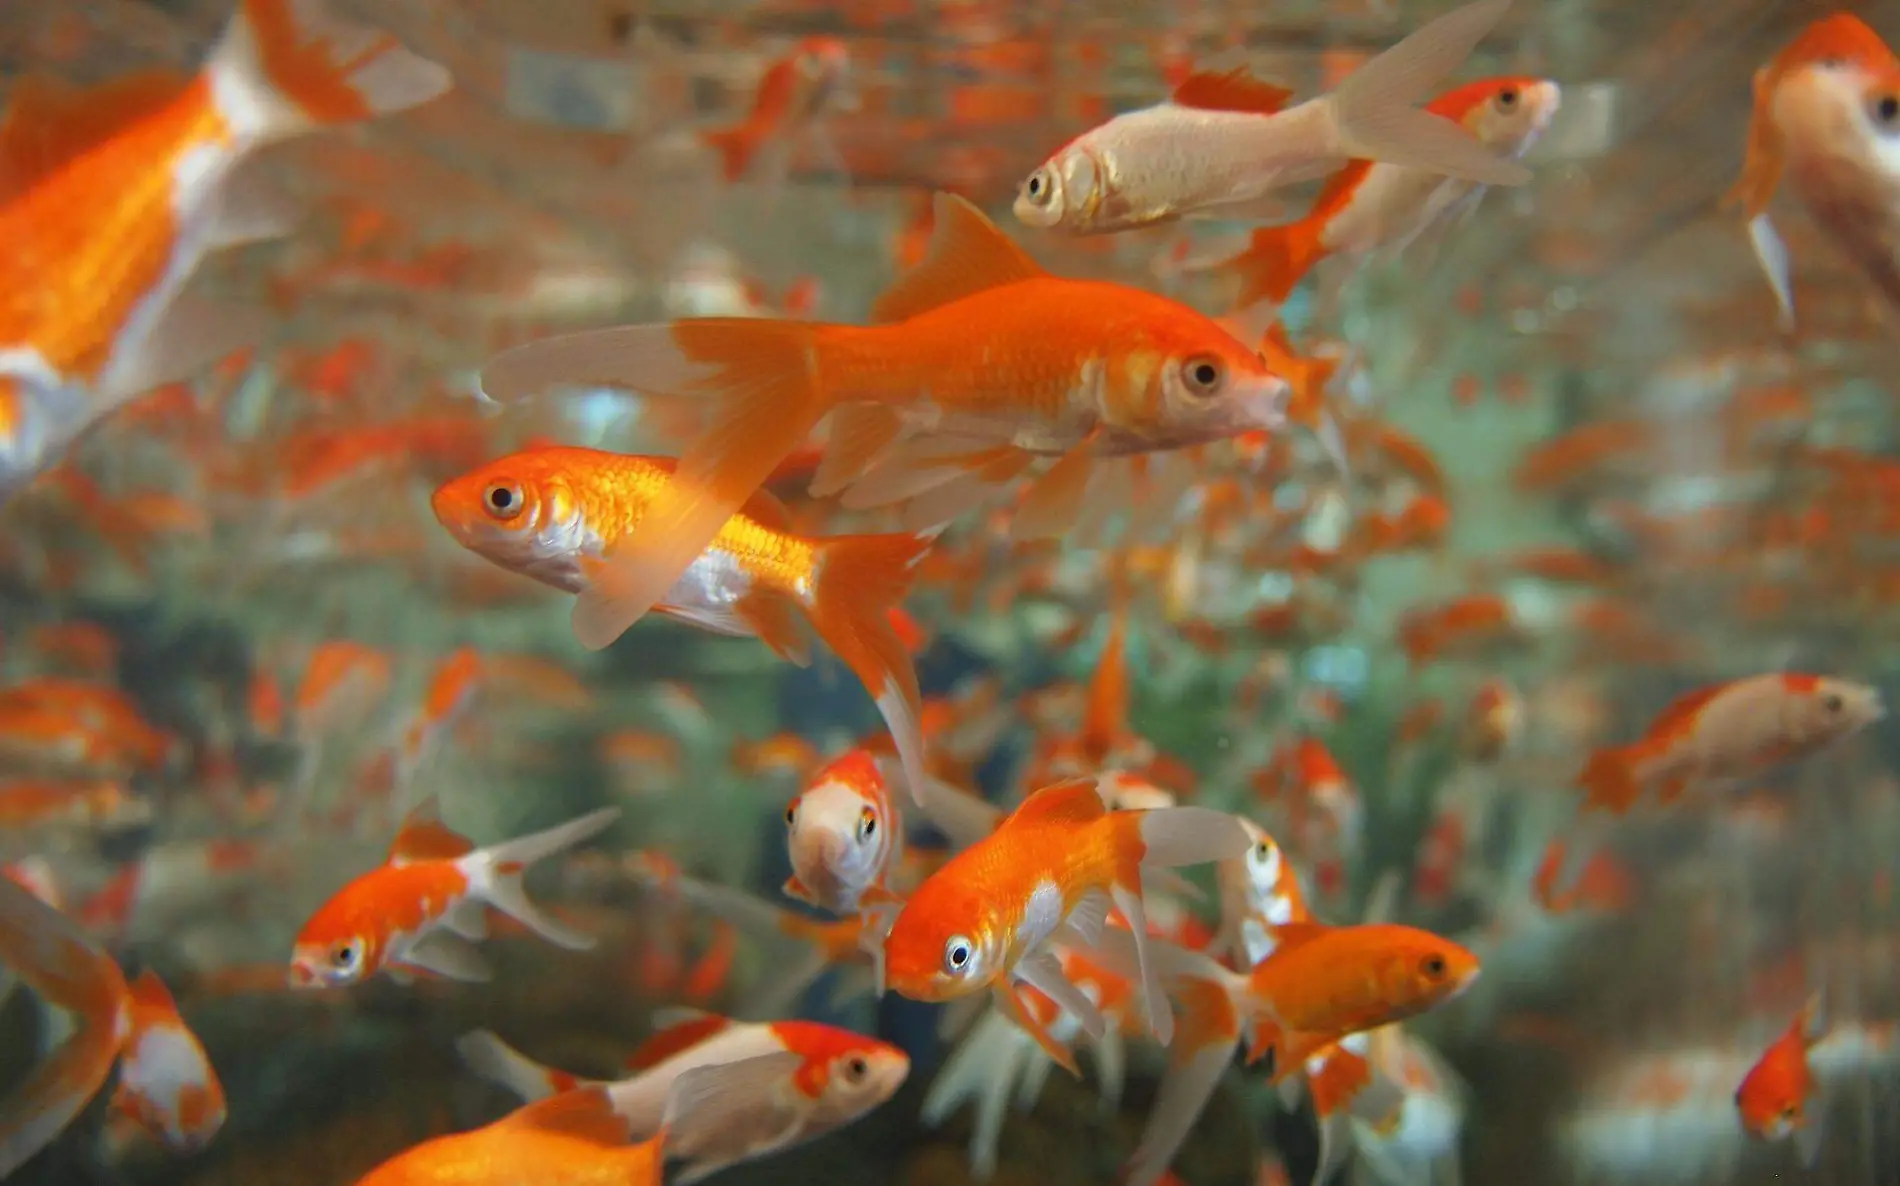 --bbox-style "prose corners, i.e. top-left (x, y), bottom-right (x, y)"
top-left (289, 798), bottom-right (620, 987)
top-left (457, 1012), bottom-right (908, 1184)
top-left (877, 777), bottom-right (1248, 1067)
top-left (1213, 818), bottom-right (1312, 968)
top-left (1728, 15), bottom-right (1900, 327)
top-left (1575, 673), bottom-right (1883, 816)
top-left (1217, 76), bottom-right (1561, 306)
top-left (476, 192), bottom-right (1289, 655)
top-left (701, 38), bottom-right (851, 184)
top-left (431, 447), bottom-right (934, 803)
top-left (1736, 992), bottom-right (1828, 1163)
top-left (782, 749), bottom-right (902, 913)
top-left (357, 1057), bottom-right (792, 1186)
top-left (1347, 1026), bottom-right (1467, 1186)
top-left (0, 0), bottom-right (450, 502)
top-left (0, 877), bottom-right (226, 1175)
top-left (1010, 0), bottom-right (1531, 235)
